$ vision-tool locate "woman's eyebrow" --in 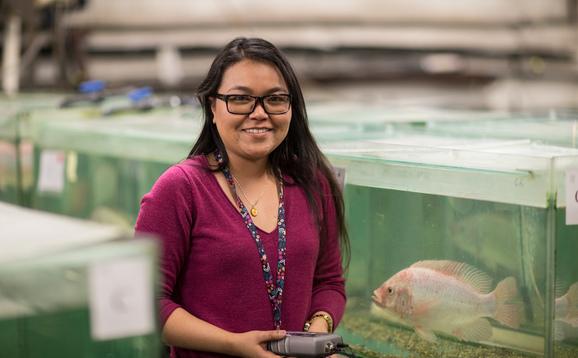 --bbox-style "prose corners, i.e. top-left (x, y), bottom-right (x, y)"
top-left (225, 85), bottom-right (288, 94)
top-left (226, 85), bottom-right (251, 93)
